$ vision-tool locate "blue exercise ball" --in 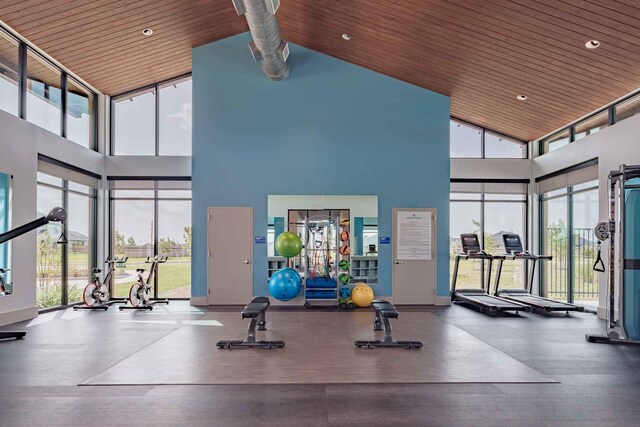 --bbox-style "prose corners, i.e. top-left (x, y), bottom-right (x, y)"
top-left (268, 268), bottom-right (302, 302)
